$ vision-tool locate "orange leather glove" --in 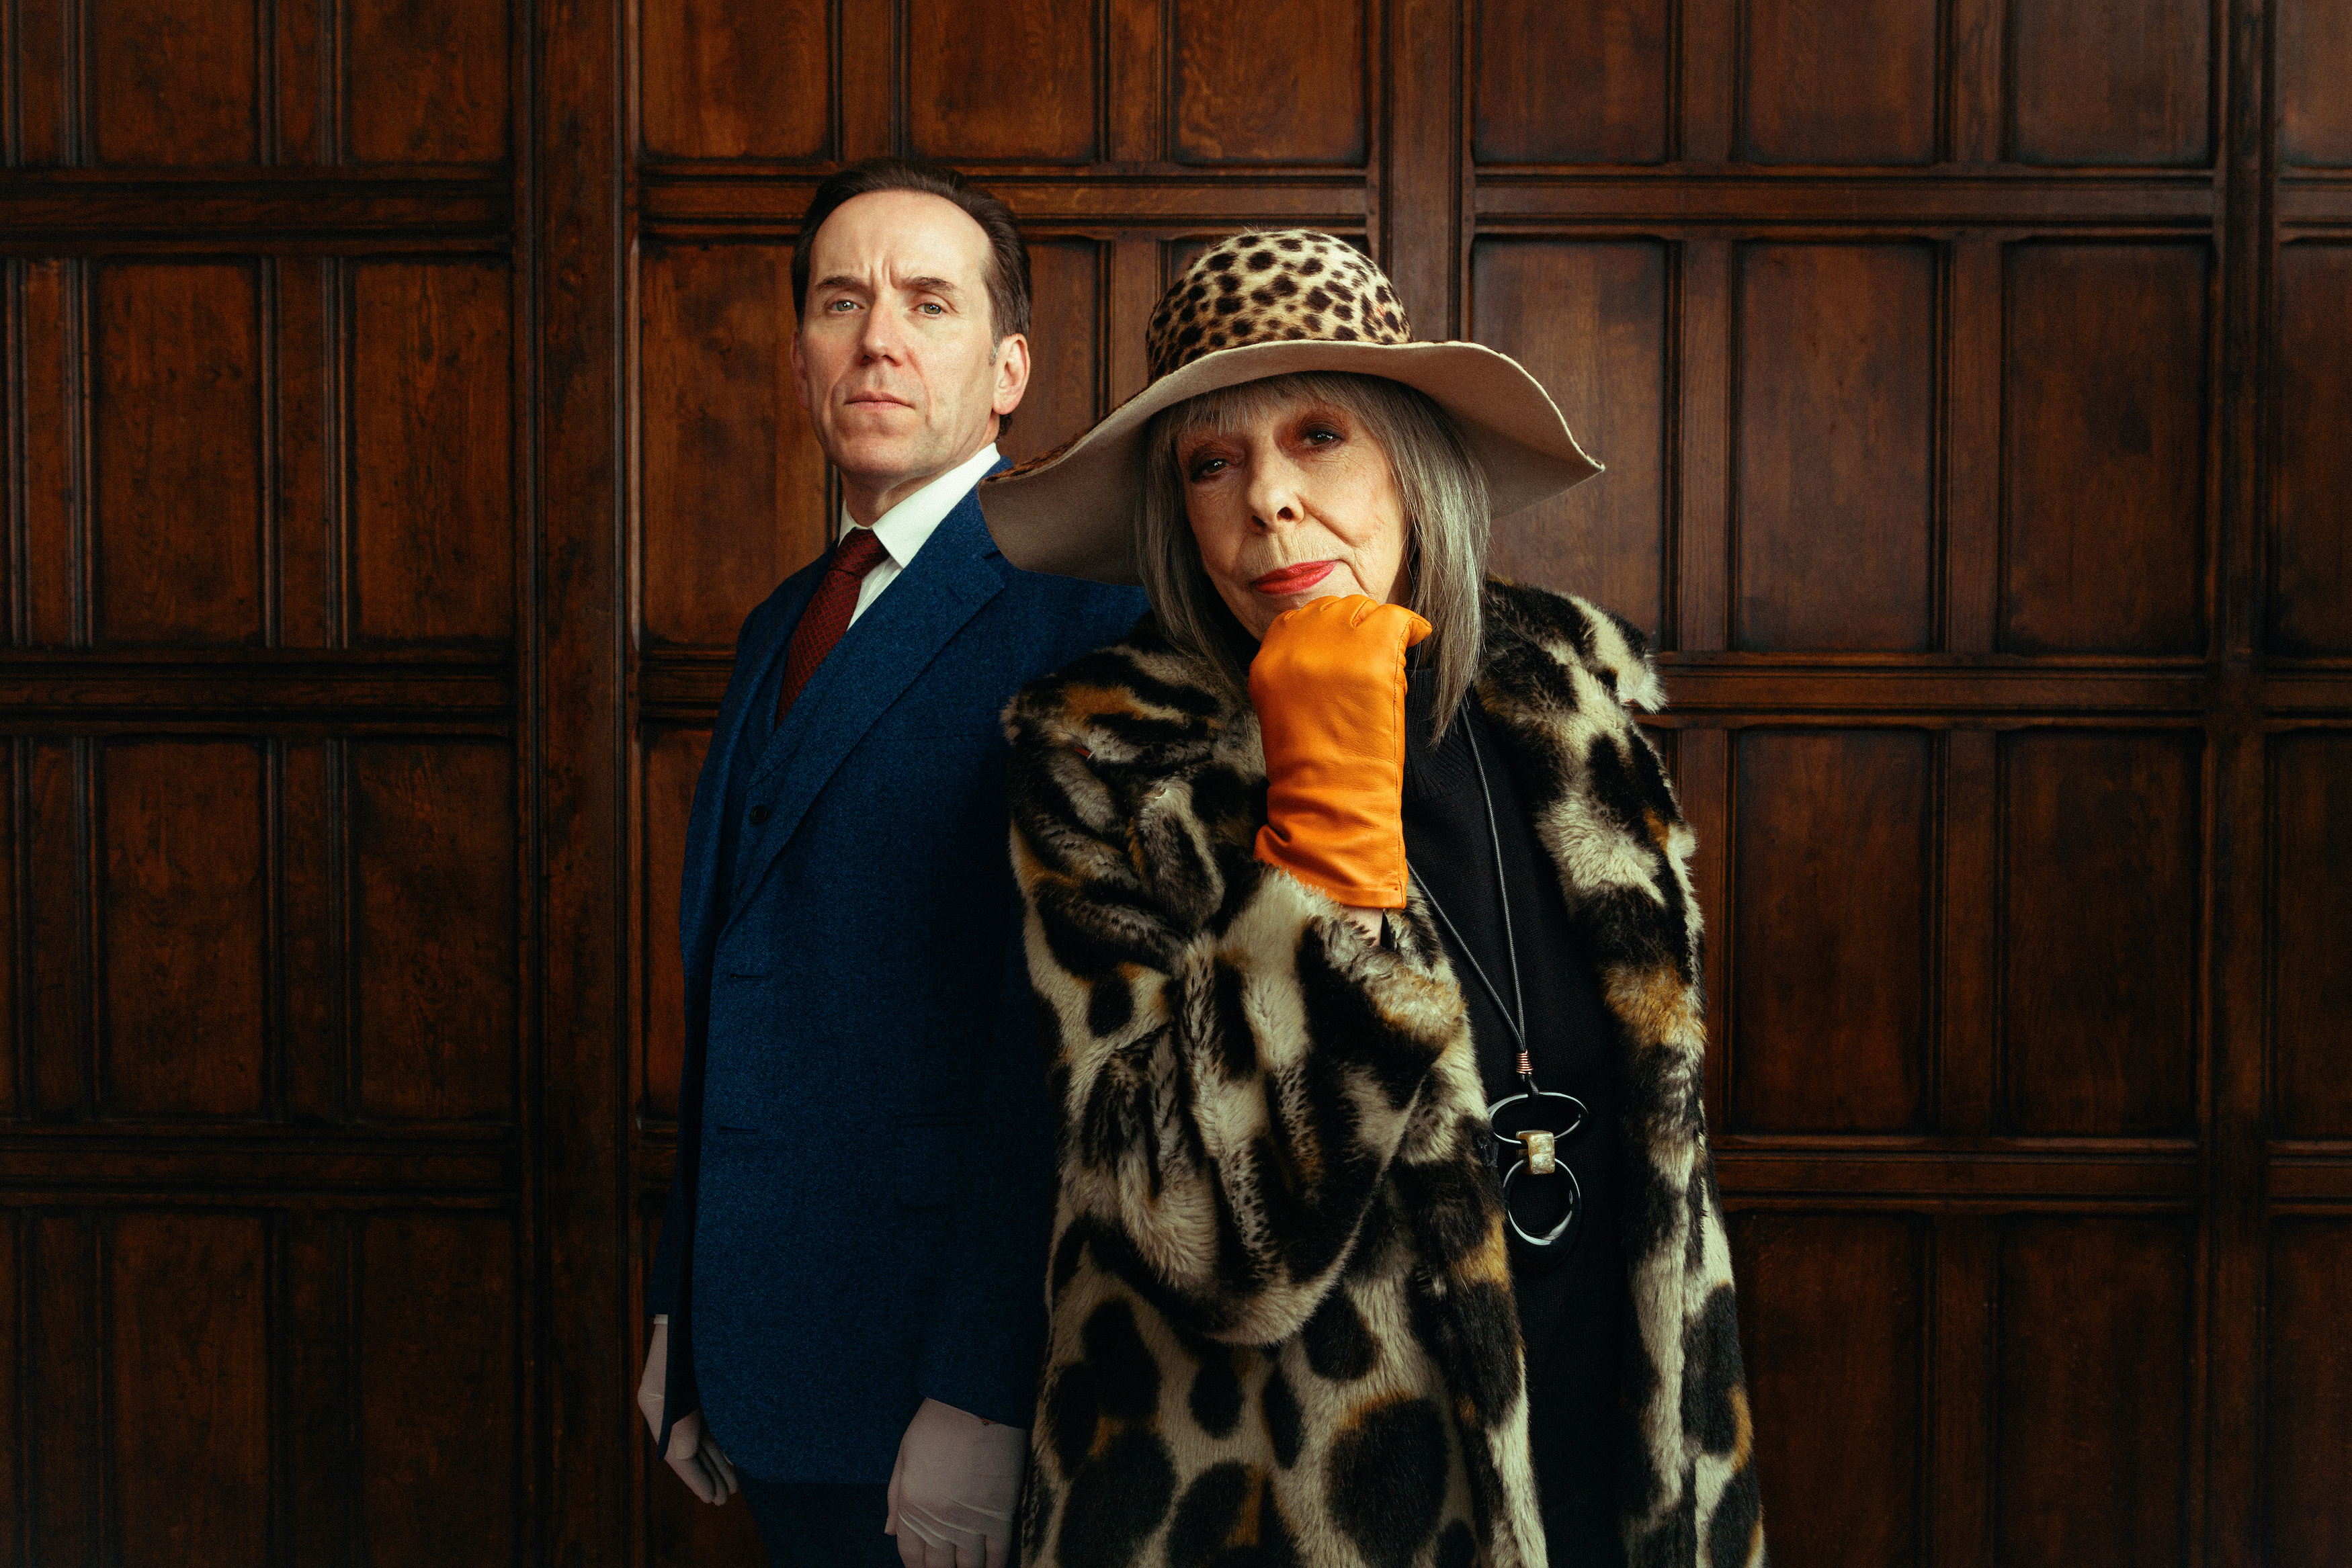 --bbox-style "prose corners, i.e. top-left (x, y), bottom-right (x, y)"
top-left (1249, 595), bottom-right (1434, 910)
